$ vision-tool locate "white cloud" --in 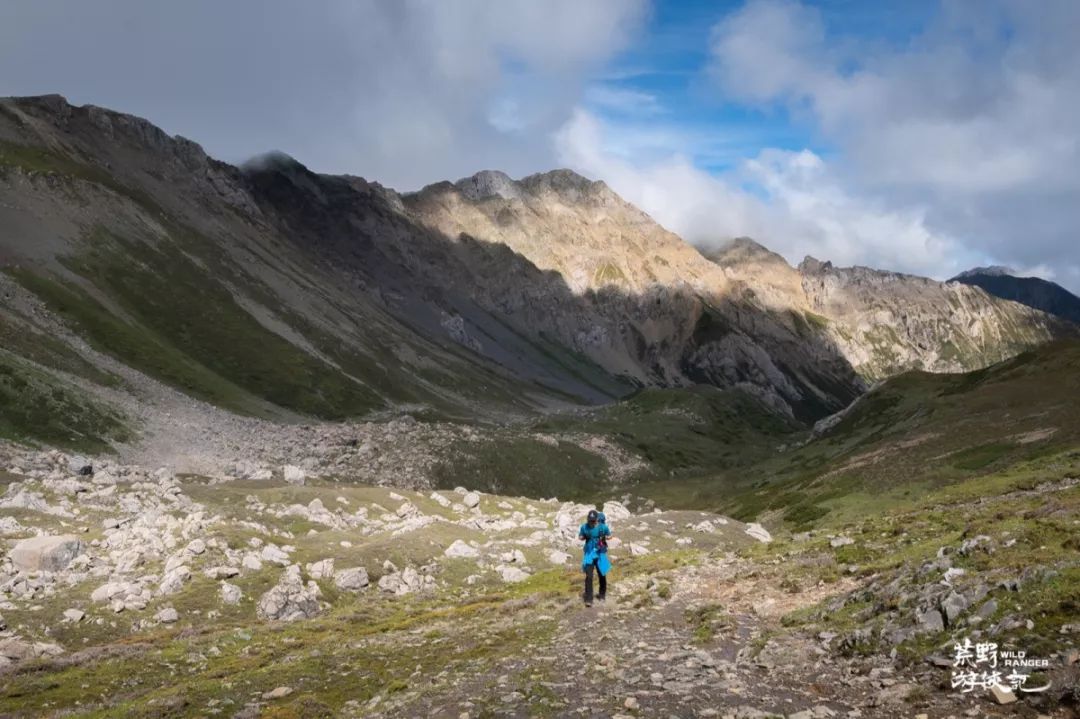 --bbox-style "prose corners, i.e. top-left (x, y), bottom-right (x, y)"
top-left (704, 0), bottom-right (1080, 290)
top-left (0, 0), bottom-right (649, 190)
top-left (556, 109), bottom-right (981, 280)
